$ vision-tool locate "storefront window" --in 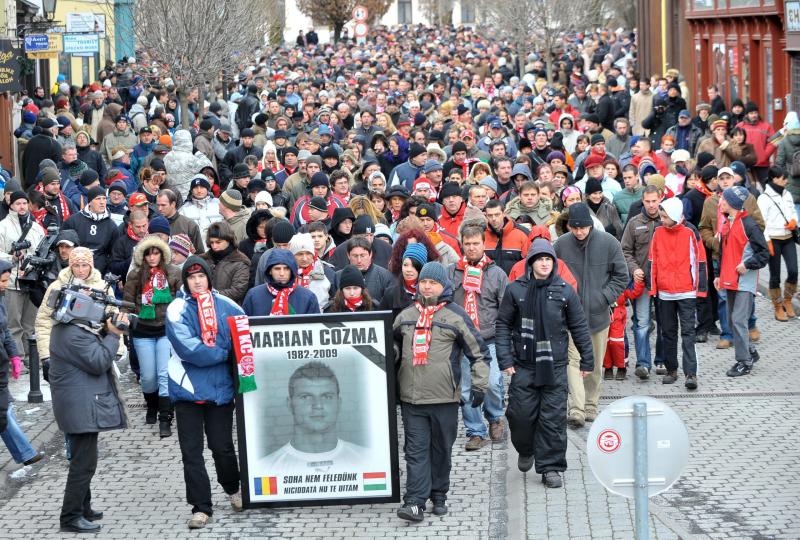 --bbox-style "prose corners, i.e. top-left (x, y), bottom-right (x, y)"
top-left (729, 47), bottom-right (739, 105)
top-left (765, 46), bottom-right (773, 124)
top-left (729, 0), bottom-right (759, 6)
top-left (693, 0), bottom-right (714, 9)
